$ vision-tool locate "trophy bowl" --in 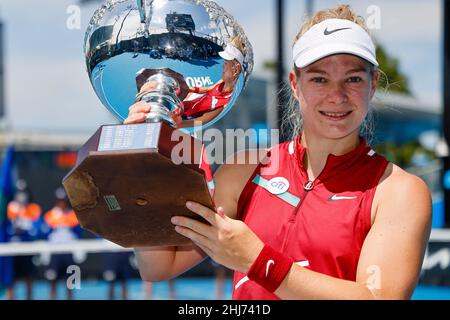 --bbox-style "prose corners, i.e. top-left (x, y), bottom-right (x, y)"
top-left (62, 0), bottom-right (253, 247)
top-left (85, 0), bottom-right (253, 129)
